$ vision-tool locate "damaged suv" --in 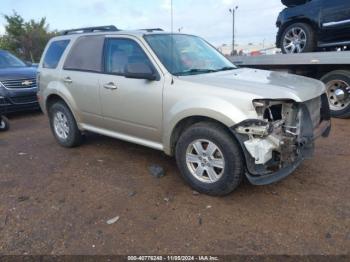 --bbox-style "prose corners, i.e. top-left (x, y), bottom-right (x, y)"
top-left (38, 26), bottom-right (331, 196)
